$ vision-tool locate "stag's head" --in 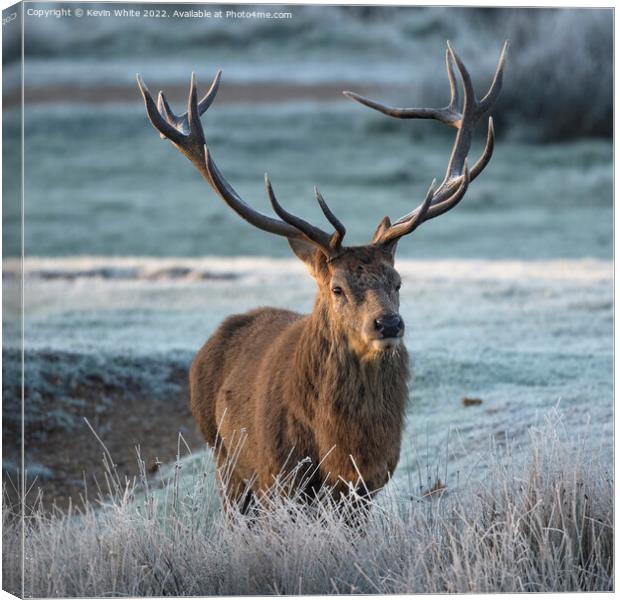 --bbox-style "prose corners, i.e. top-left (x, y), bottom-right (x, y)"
top-left (290, 239), bottom-right (403, 357)
top-left (137, 41), bottom-right (507, 358)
